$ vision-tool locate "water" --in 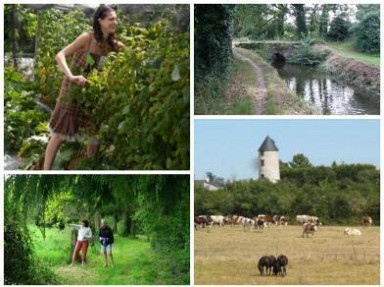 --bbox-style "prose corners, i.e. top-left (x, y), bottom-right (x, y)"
top-left (273, 62), bottom-right (380, 115)
top-left (5, 153), bottom-right (20, 170)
